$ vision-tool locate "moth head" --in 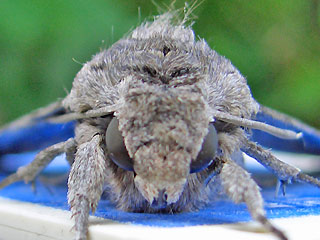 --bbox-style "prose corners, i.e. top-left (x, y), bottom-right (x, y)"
top-left (102, 22), bottom-right (220, 208)
top-left (106, 81), bottom-right (217, 209)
